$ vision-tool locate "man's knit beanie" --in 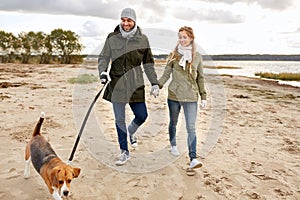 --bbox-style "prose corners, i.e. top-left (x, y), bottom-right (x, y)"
top-left (120, 8), bottom-right (136, 22)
